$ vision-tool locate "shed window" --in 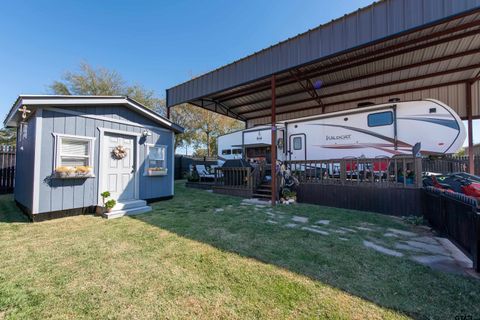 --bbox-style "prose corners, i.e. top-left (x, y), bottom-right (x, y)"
top-left (54, 135), bottom-right (94, 169)
top-left (293, 137), bottom-right (302, 150)
top-left (222, 149), bottom-right (231, 155)
top-left (145, 145), bottom-right (167, 172)
top-left (367, 111), bottom-right (393, 127)
top-left (232, 149), bottom-right (242, 155)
